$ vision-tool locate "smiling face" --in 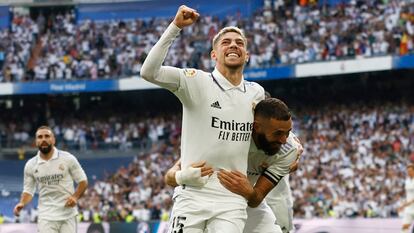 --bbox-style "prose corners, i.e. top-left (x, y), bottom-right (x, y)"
top-left (254, 116), bottom-right (293, 155)
top-left (35, 128), bottom-right (56, 155)
top-left (211, 29), bottom-right (249, 71)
